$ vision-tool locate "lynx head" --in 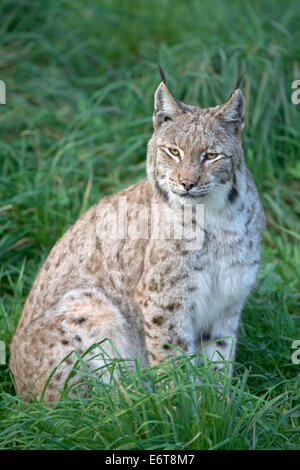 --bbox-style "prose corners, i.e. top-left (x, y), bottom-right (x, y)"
top-left (147, 72), bottom-right (246, 207)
